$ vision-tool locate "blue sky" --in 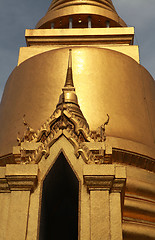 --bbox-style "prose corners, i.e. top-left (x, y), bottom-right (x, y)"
top-left (0, 0), bottom-right (155, 101)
